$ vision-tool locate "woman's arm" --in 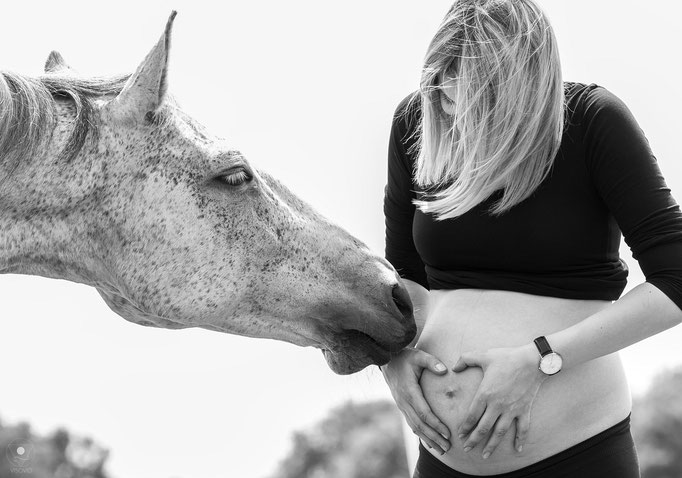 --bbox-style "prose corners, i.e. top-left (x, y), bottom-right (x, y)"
top-left (550, 281), bottom-right (682, 368)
